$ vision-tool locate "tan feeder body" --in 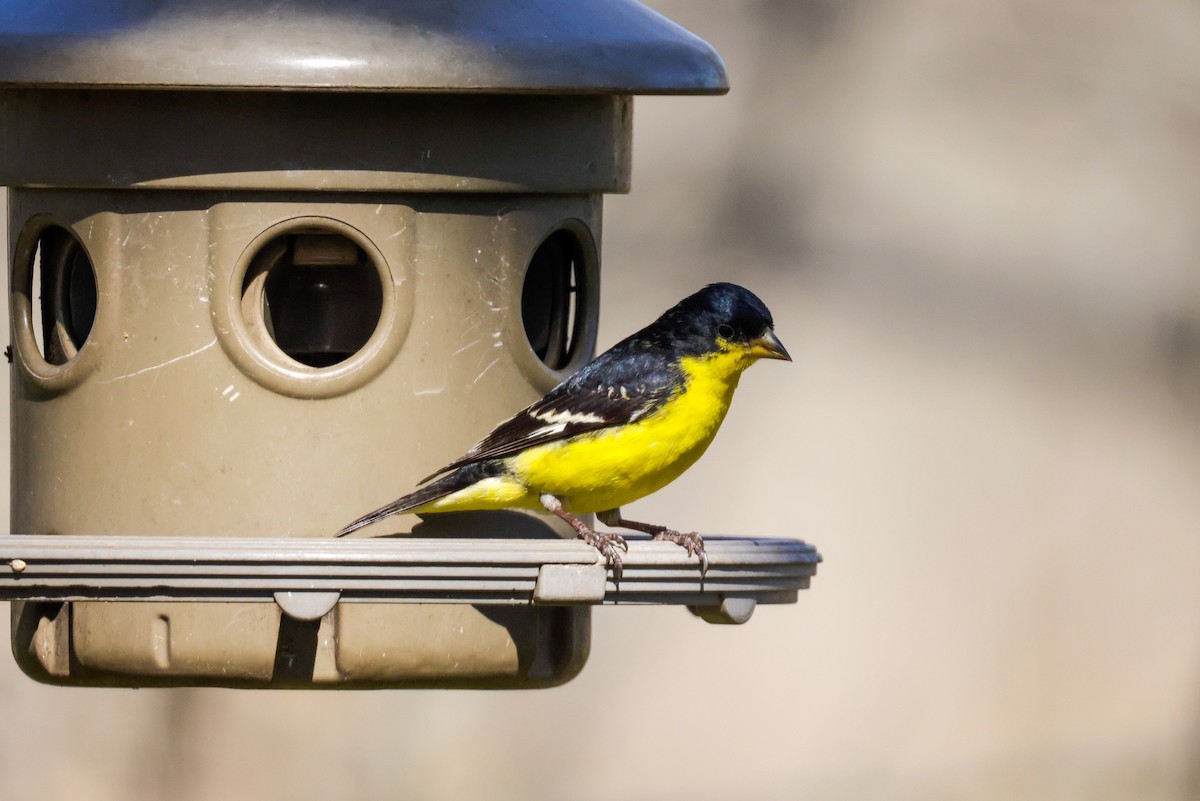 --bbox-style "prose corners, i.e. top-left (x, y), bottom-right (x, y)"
top-left (0, 0), bottom-right (820, 688)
